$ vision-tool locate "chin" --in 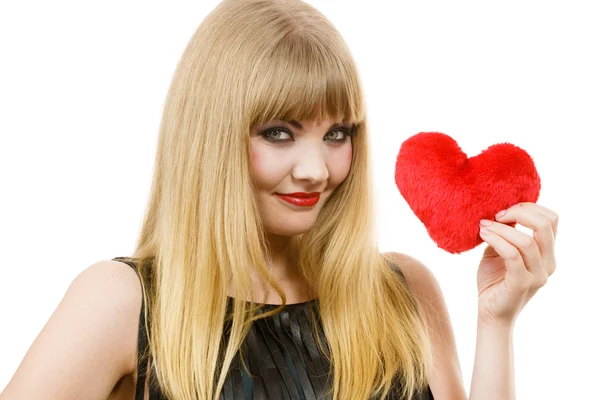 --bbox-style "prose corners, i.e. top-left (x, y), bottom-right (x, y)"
top-left (265, 219), bottom-right (318, 235)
